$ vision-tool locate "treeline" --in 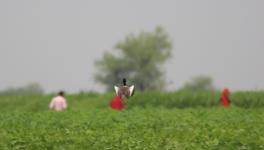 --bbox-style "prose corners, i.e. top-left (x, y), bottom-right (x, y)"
top-left (0, 83), bottom-right (44, 96)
